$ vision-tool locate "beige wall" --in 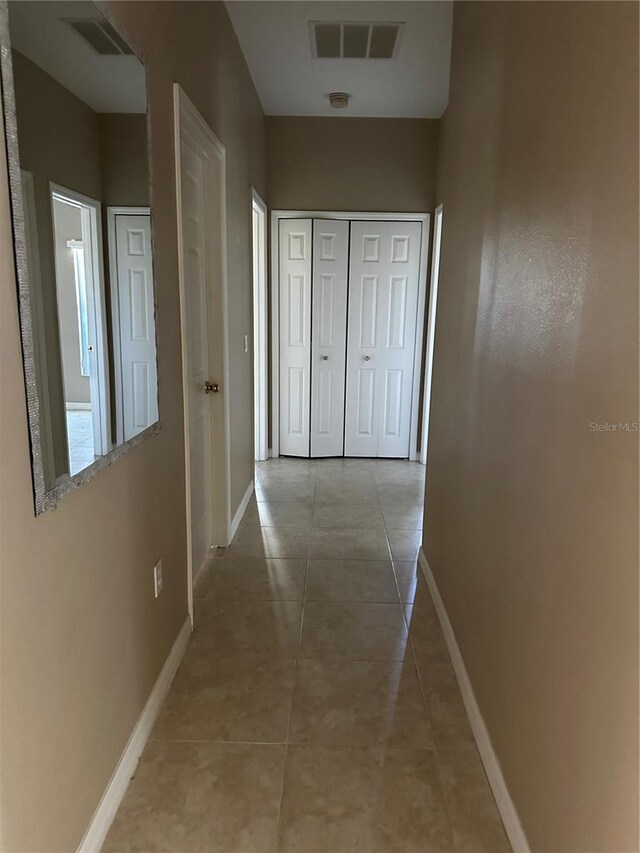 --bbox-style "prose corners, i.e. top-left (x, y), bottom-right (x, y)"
top-left (0, 2), bottom-right (265, 850)
top-left (424, 2), bottom-right (639, 851)
top-left (98, 113), bottom-right (149, 208)
top-left (266, 116), bottom-right (439, 212)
